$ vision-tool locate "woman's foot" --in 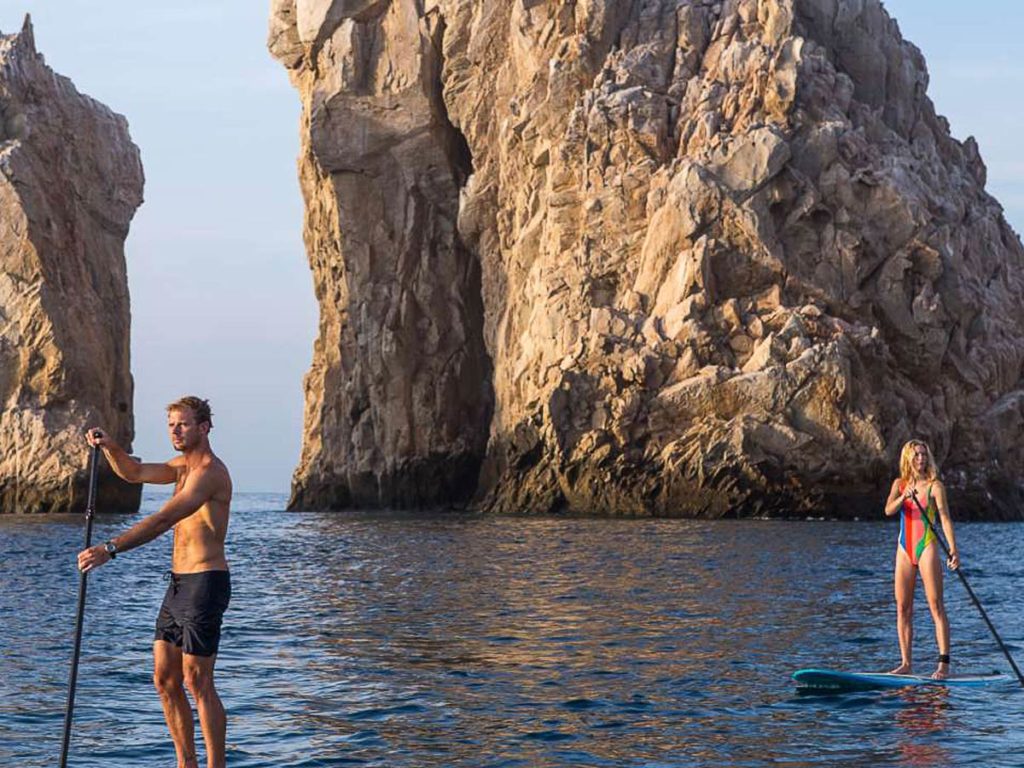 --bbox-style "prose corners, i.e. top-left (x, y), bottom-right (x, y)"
top-left (932, 661), bottom-right (950, 680)
top-left (890, 663), bottom-right (912, 675)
